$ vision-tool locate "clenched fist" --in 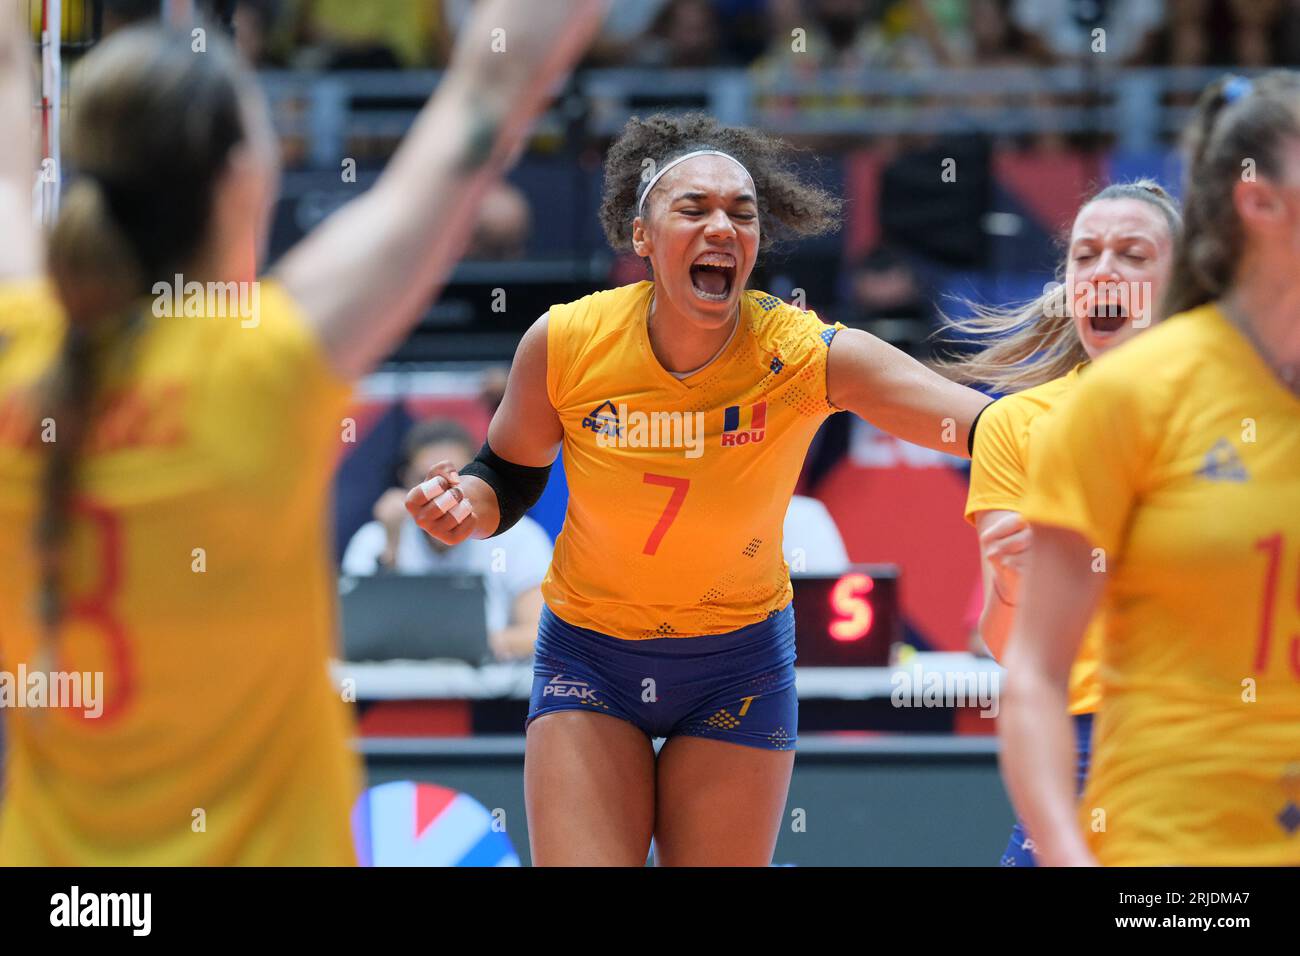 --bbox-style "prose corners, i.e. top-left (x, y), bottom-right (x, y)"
top-left (404, 460), bottom-right (478, 546)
